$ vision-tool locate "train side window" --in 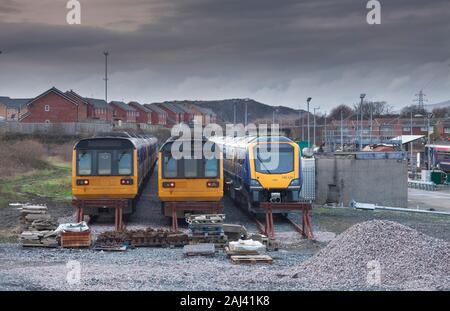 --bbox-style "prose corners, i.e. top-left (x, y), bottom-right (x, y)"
top-left (98, 152), bottom-right (112, 175)
top-left (163, 155), bottom-right (177, 178)
top-left (184, 159), bottom-right (198, 177)
top-left (118, 151), bottom-right (132, 175)
top-left (77, 152), bottom-right (92, 175)
top-left (204, 159), bottom-right (218, 178)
